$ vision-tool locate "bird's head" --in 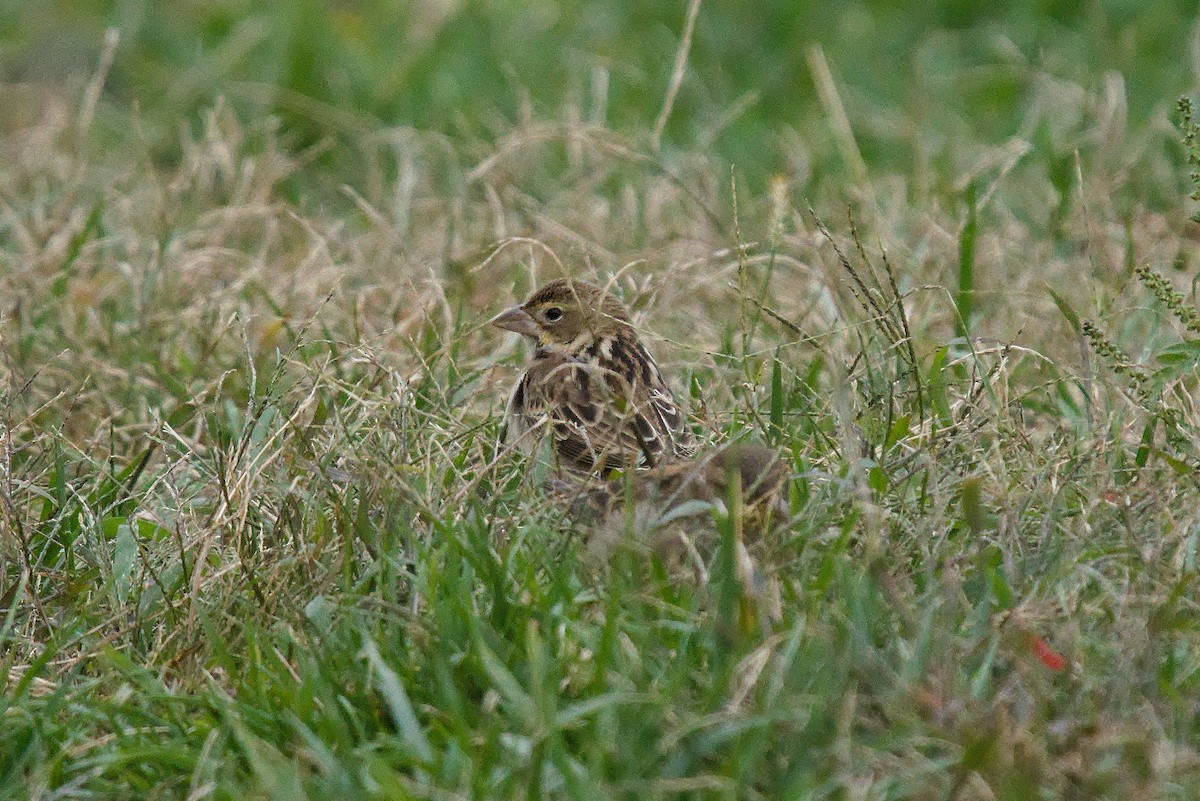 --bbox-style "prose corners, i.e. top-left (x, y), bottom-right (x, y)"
top-left (490, 278), bottom-right (632, 349)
